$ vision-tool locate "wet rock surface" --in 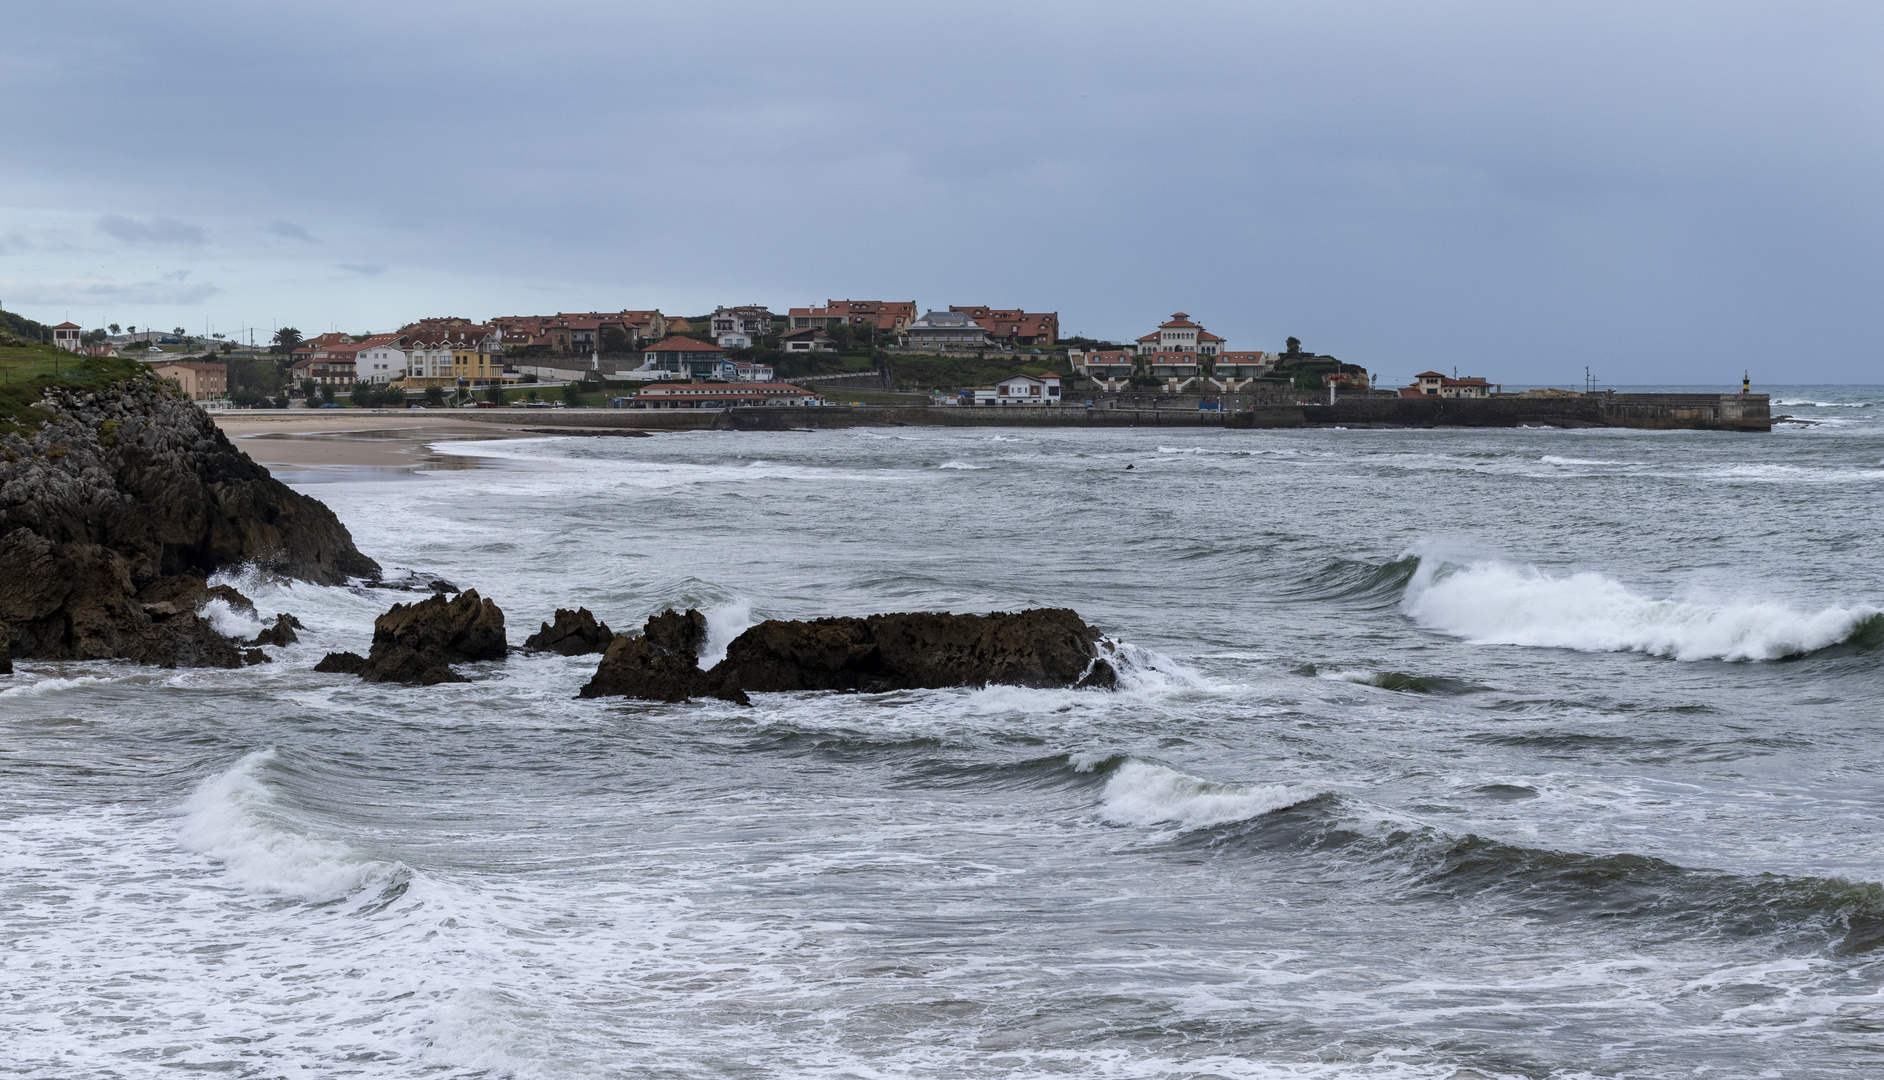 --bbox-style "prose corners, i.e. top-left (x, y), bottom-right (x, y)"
top-left (581, 607), bottom-right (1115, 703)
top-left (579, 609), bottom-right (747, 704)
top-left (248, 614), bottom-right (303, 648)
top-left (524, 607), bottom-right (614, 655)
top-left (319, 589), bottom-right (507, 686)
top-left (0, 379), bottom-right (374, 666)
